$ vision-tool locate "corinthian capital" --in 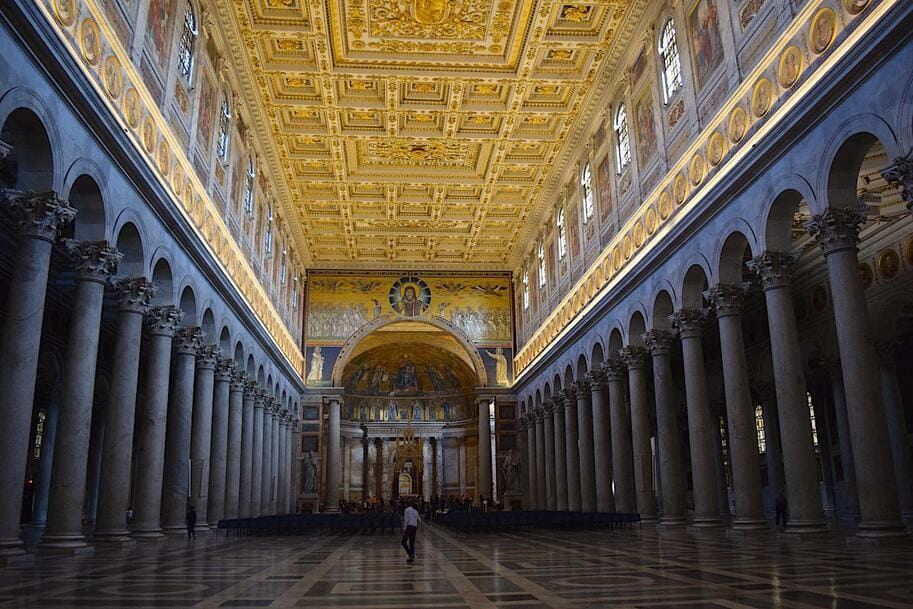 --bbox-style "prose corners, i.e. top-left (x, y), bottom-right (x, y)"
top-left (145, 305), bottom-right (183, 337)
top-left (746, 251), bottom-right (798, 290)
top-left (551, 394), bottom-right (566, 411)
top-left (573, 378), bottom-right (591, 396)
top-left (2, 190), bottom-right (75, 241)
top-left (585, 369), bottom-right (607, 388)
top-left (619, 345), bottom-right (650, 369)
top-left (704, 283), bottom-right (750, 317)
top-left (643, 329), bottom-right (676, 355)
top-left (602, 358), bottom-right (627, 381)
top-left (882, 151), bottom-right (913, 210)
top-left (196, 344), bottom-right (221, 369)
top-left (669, 308), bottom-right (706, 338)
top-left (64, 239), bottom-right (121, 283)
top-left (806, 206), bottom-right (868, 254)
top-left (174, 326), bottom-right (204, 355)
top-left (216, 358), bottom-right (236, 381)
top-left (113, 276), bottom-right (156, 313)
